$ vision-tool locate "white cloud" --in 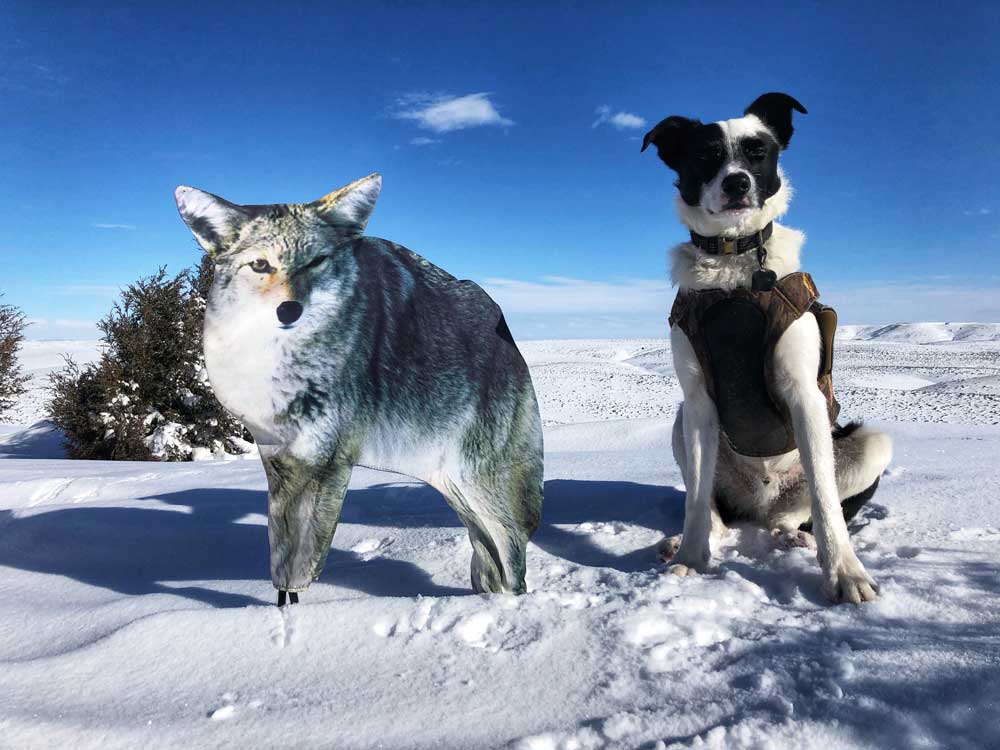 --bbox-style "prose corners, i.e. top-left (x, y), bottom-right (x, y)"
top-left (92, 222), bottom-right (136, 230)
top-left (592, 105), bottom-right (646, 131)
top-left (394, 92), bottom-right (513, 133)
top-left (610, 112), bottom-right (646, 129)
top-left (409, 136), bottom-right (440, 147)
top-left (962, 208), bottom-right (992, 216)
